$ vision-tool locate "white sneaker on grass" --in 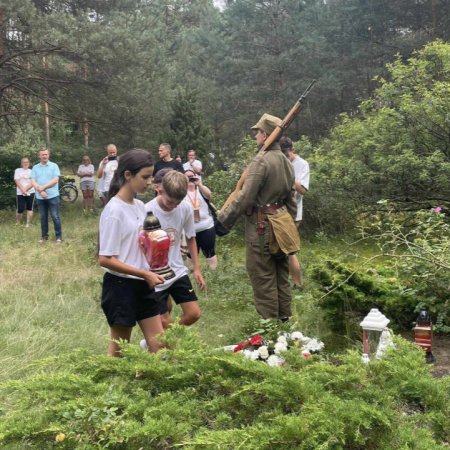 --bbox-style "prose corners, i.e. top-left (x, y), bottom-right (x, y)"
top-left (140, 339), bottom-right (148, 351)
